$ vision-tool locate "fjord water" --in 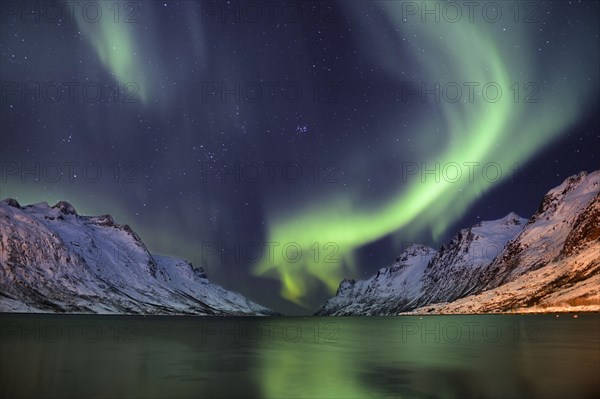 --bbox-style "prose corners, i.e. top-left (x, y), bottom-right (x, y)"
top-left (0, 314), bottom-right (598, 399)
